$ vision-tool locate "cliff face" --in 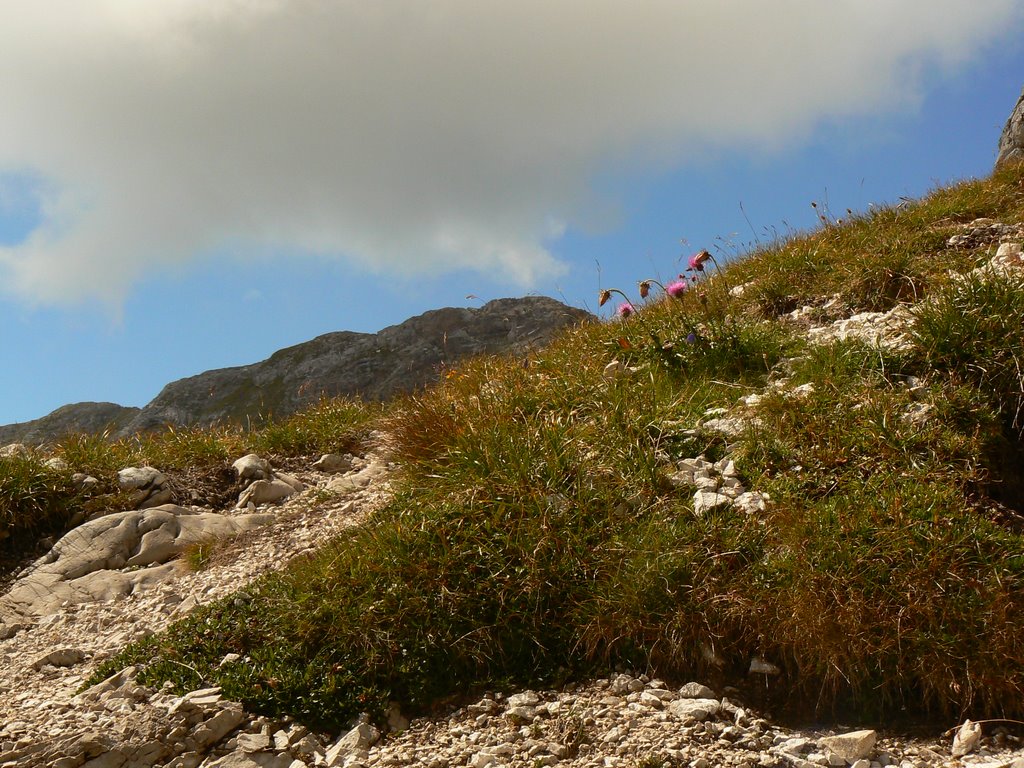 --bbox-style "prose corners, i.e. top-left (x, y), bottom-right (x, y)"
top-left (0, 297), bottom-right (591, 444)
top-left (996, 86), bottom-right (1024, 169)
